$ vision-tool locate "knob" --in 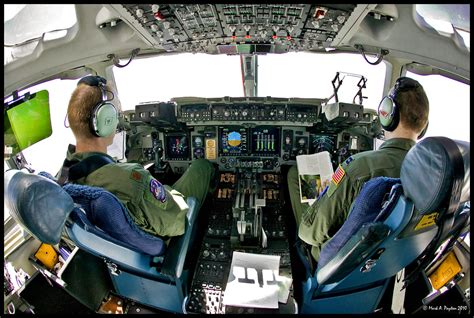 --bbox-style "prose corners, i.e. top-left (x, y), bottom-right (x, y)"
top-left (224, 111), bottom-right (230, 117)
top-left (242, 110), bottom-right (248, 116)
